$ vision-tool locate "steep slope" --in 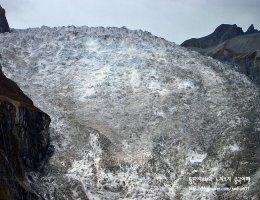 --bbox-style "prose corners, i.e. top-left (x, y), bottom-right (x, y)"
top-left (0, 26), bottom-right (260, 199)
top-left (0, 66), bottom-right (34, 105)
top-left (208, 32), bottom-right (260, 55)
top-left (0, 68), bottom-right (50, 199)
